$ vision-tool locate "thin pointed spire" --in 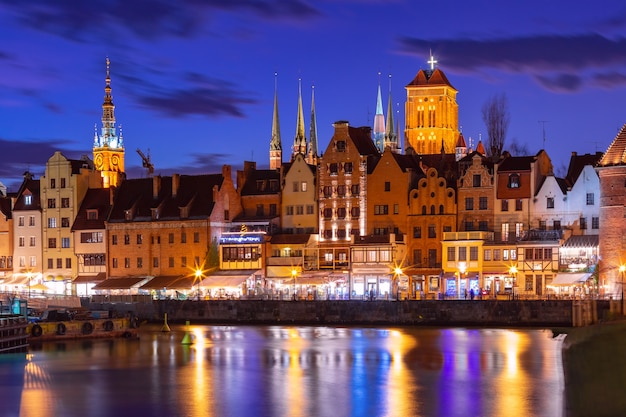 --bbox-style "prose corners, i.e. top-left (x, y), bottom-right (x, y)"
top-left (97, 57), bottom-right (120, 149)
top-left (384, 74), bottom-right (398, 153)
top-left (308, 84), bottom-right (318, 165)
top-left (269, 72), bottom-right (282, 170)
top-left (373, 72), bottom-right (385, 153)
top-left (293, 77), bottom-right (307, 158)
